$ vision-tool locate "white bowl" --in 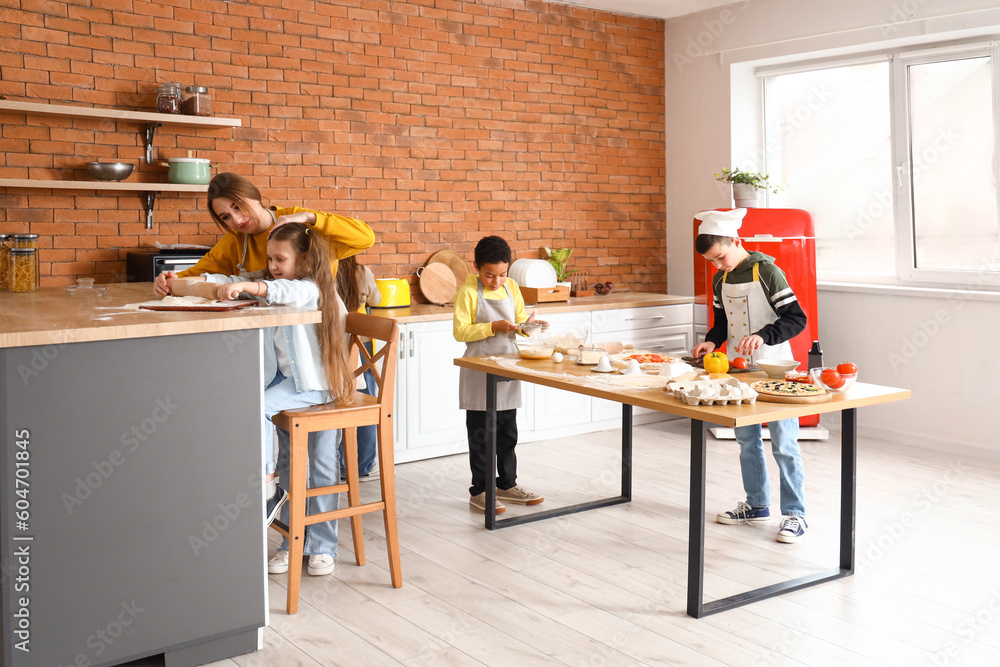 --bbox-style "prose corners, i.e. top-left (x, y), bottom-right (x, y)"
top-left (756, 358), bottom-right (800, 378)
